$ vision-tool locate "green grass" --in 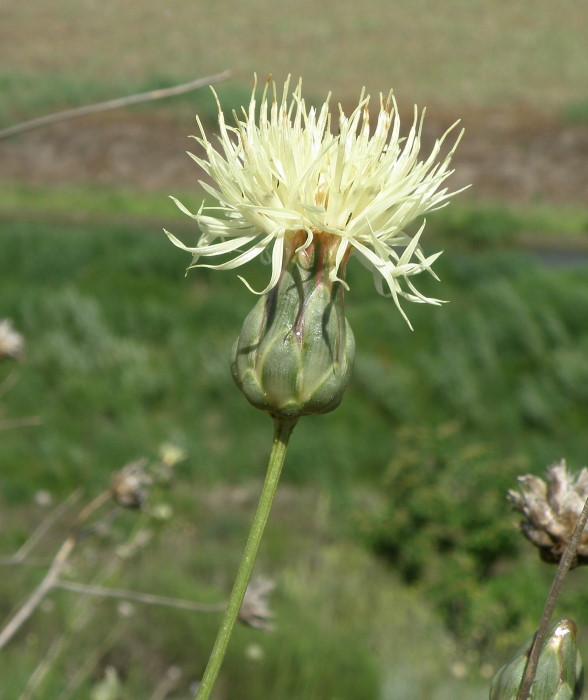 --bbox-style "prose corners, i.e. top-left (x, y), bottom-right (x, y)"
top-left (3, 181), bottom-right (588, 242)
top-left (2, 213), bottom-right (588, 495)
top-left (0, 464), bottom-right (488, 698)
top-left (563, 96), bottom-right (588, 125)
top-left (3, 0), bottom-right (588, 117)
top-left (2, 211), bottom-right (588, 697)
